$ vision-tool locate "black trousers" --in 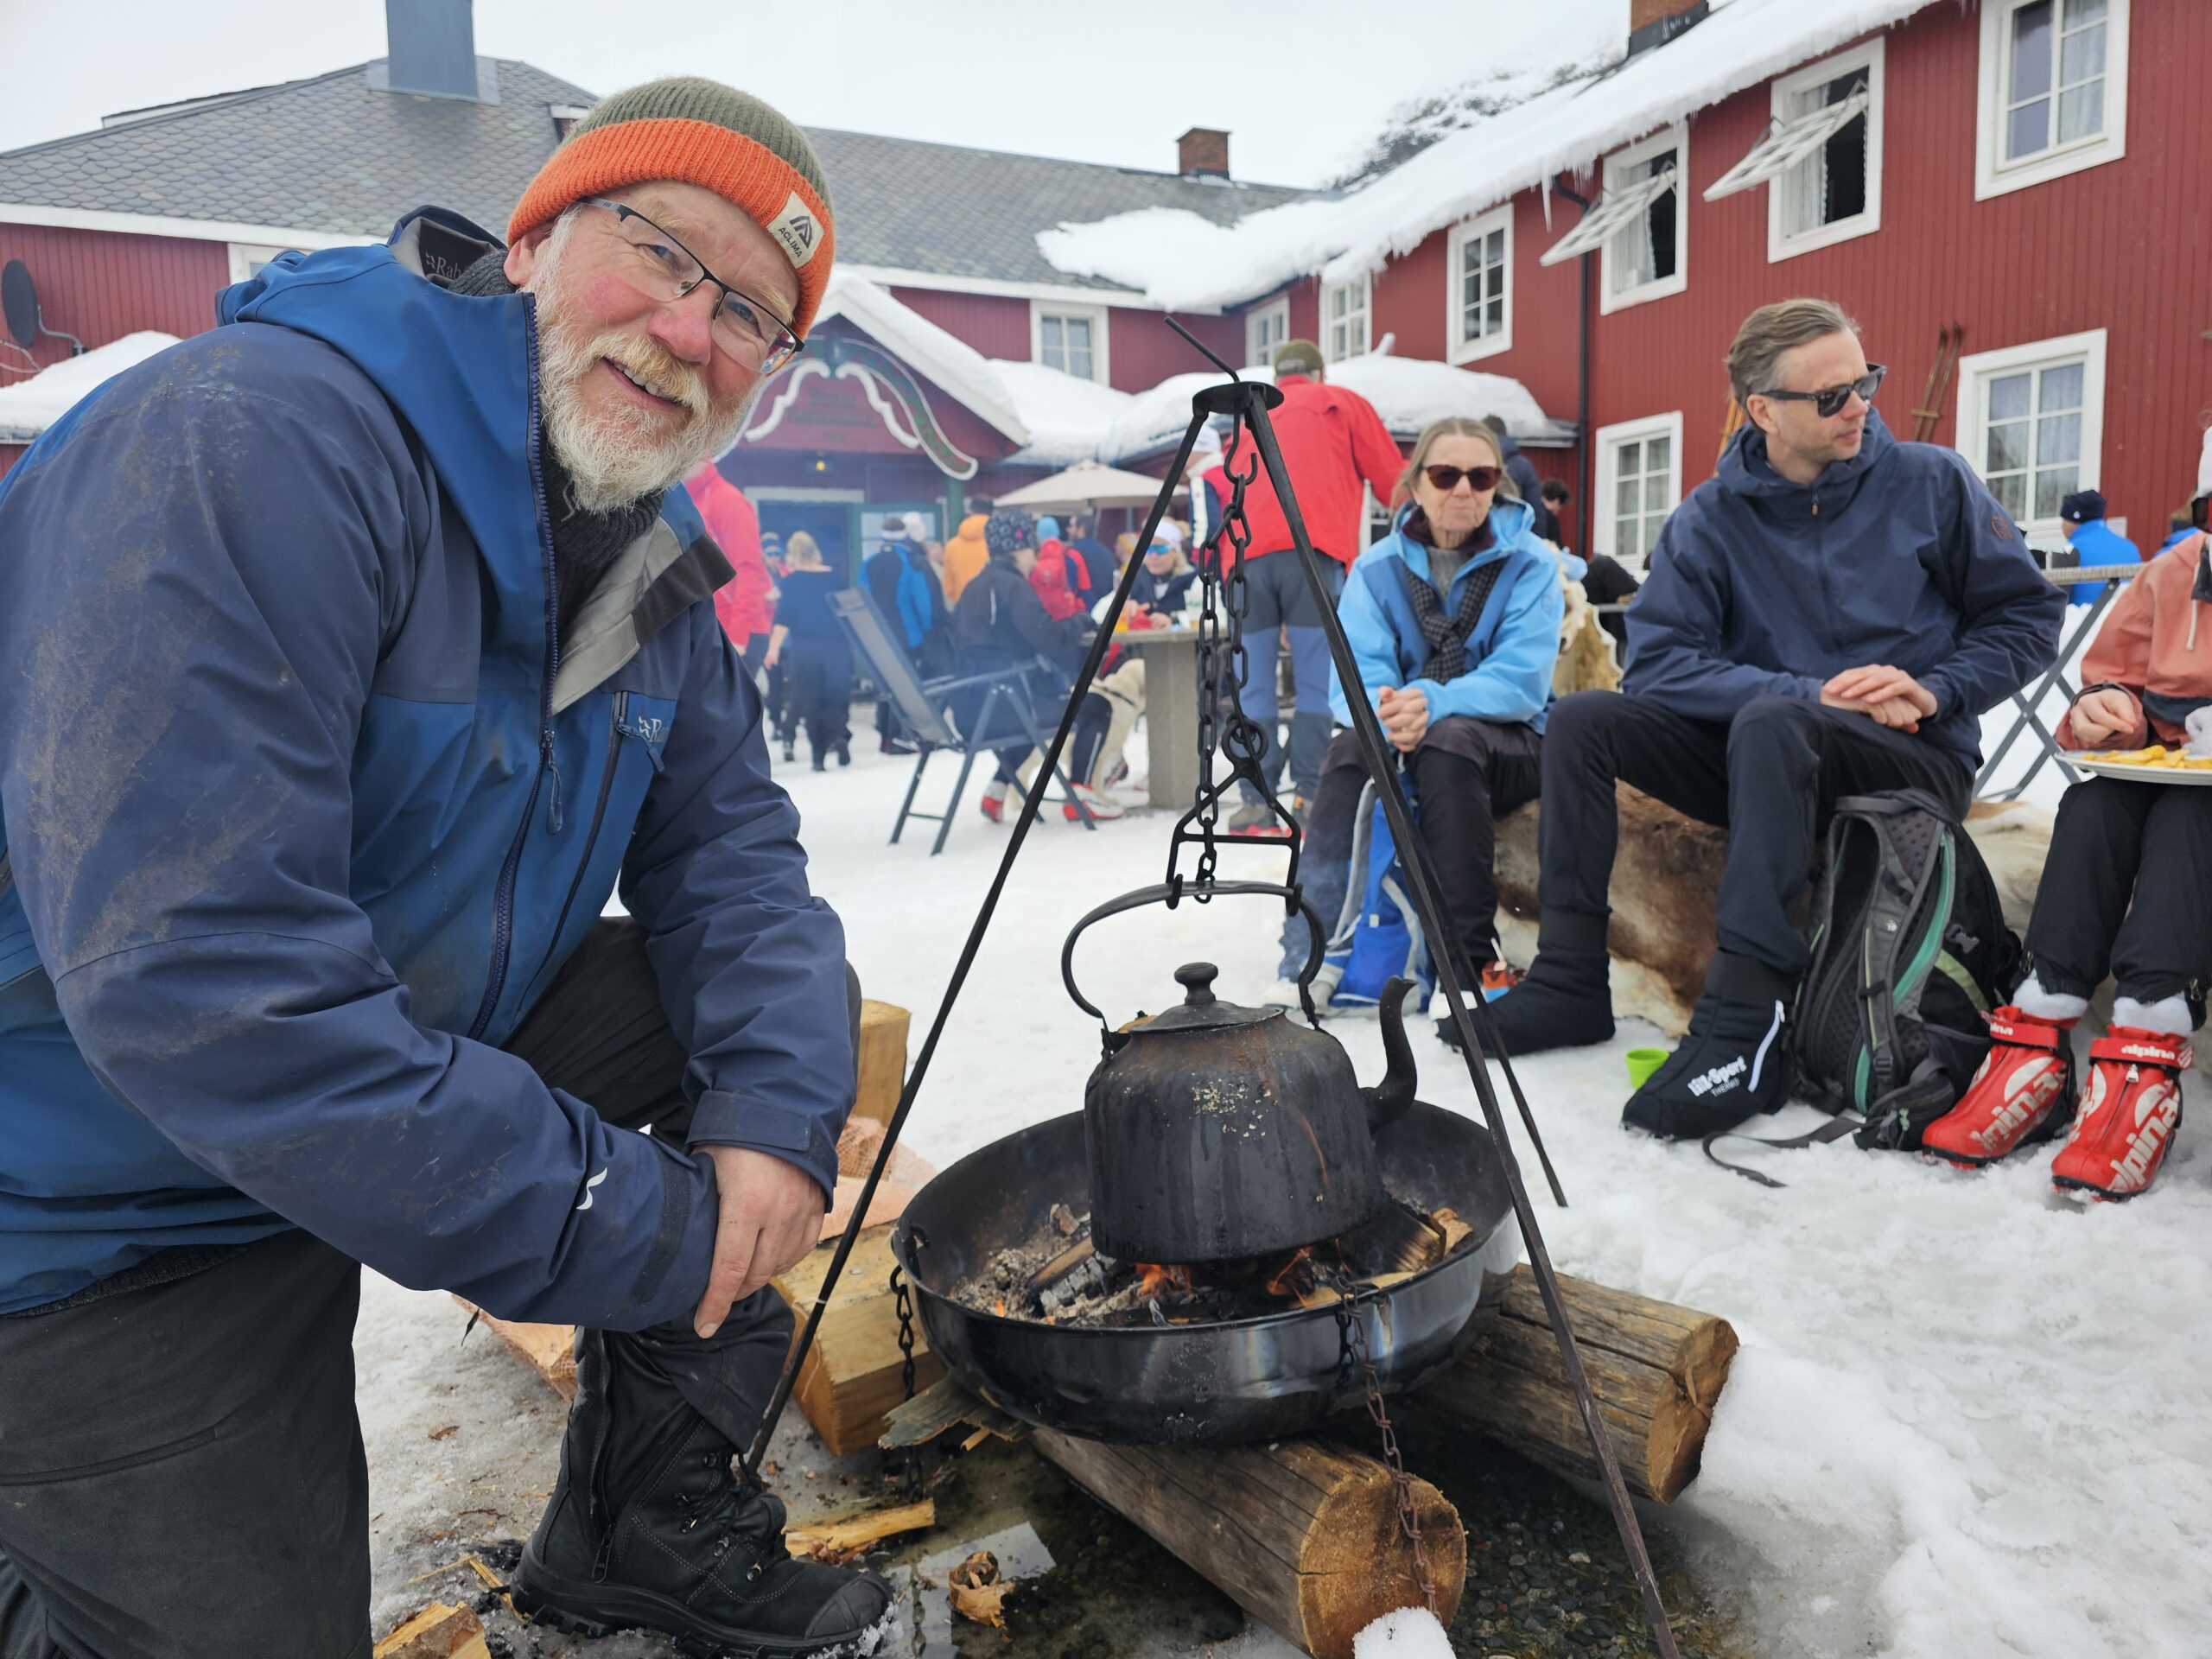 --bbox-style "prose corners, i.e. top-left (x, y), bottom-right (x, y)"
top-left (2024, 777), bottom-right (2212, 1004)
top-left (1538, 692), bottom-right (1972, 978)
top-left (1281, 720), bottom-right (1542, 982)
top-left (779, 635), bottom-right (852, 760)
top-left (991, 692), bottom-right (1110, 787)
top-left (0, 920), bottom-right (840, 1658)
